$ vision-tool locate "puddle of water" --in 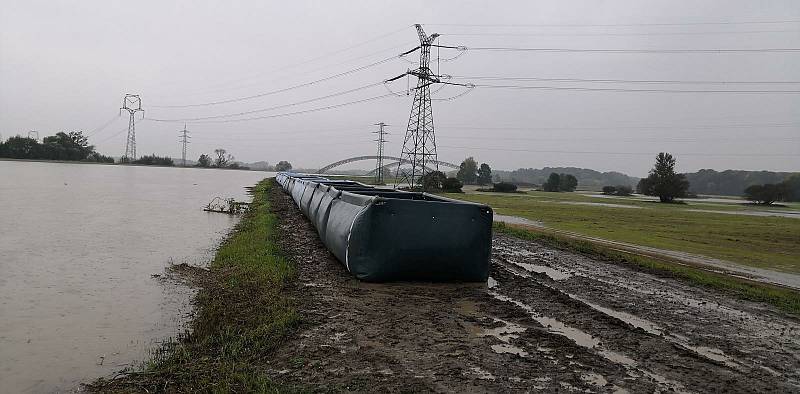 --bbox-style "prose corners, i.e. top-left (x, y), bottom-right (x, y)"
top-left (682, 345), bottom-right (739, 369)
top-left (572, 297), bottom-right (663, 336)
top-left (469, 366), bottom-right (496, 380)
top-left (573, 294), bottom-right (742, 370)
top-left (491, 344), bottom-right (529, 357)
top-left (489, 289), bottom-right (689, 392)
top-left (581, 372), bottom-right (609, 387)
top-left (497, 246), bottom-right (748, 372)
top-left (507, 259), bottom-right (573, 281)
top-left (482, 318), bottom-right (528, 357)
top-left (759, 365), bottom-right (781, 376)
top-left (555, 273), bottom-right (742, 371)
top-left (490, 292), bottom-right (600, 349)
top-left (598, 349), bottom-right (638, 367)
